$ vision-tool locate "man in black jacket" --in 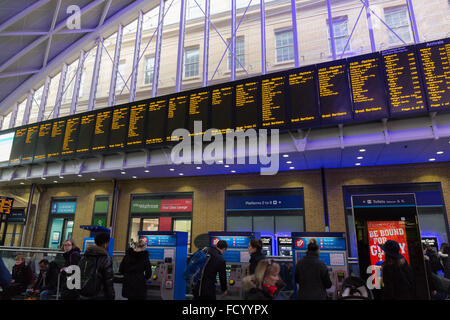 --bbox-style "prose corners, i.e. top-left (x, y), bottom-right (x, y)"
top-left (25, 259), bottom-right (58, 300)
top-left (193, 240), bottom-right (228, 300)
top-left (80, 232), bottom-right (115, 300)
